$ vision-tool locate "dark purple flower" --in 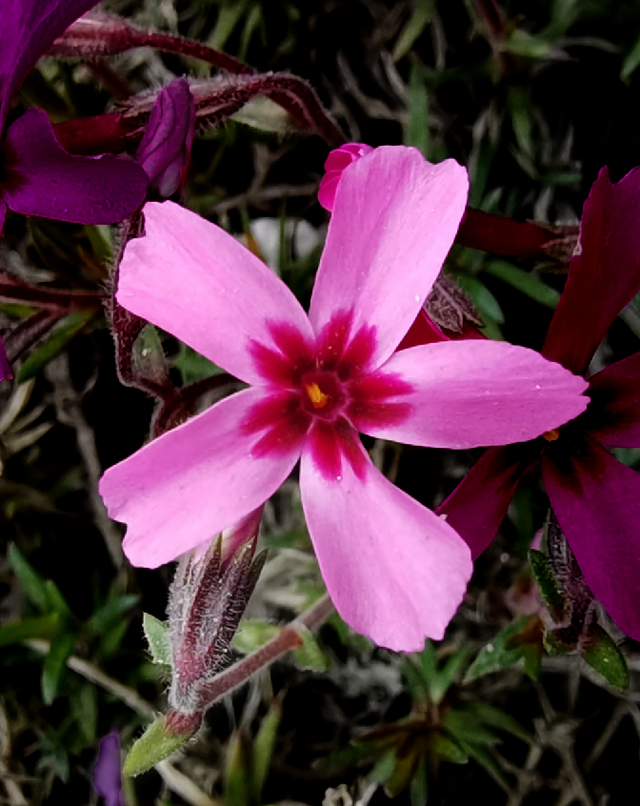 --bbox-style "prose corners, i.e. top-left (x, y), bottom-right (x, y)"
top-left (93, 731), bottom-right (125, 806)
top-left (0, 0), bottom-right (147, 235)
top-left (439, 166), bottom-right (640, 641)
top-left (137, 78), bottom-right (195, 199)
